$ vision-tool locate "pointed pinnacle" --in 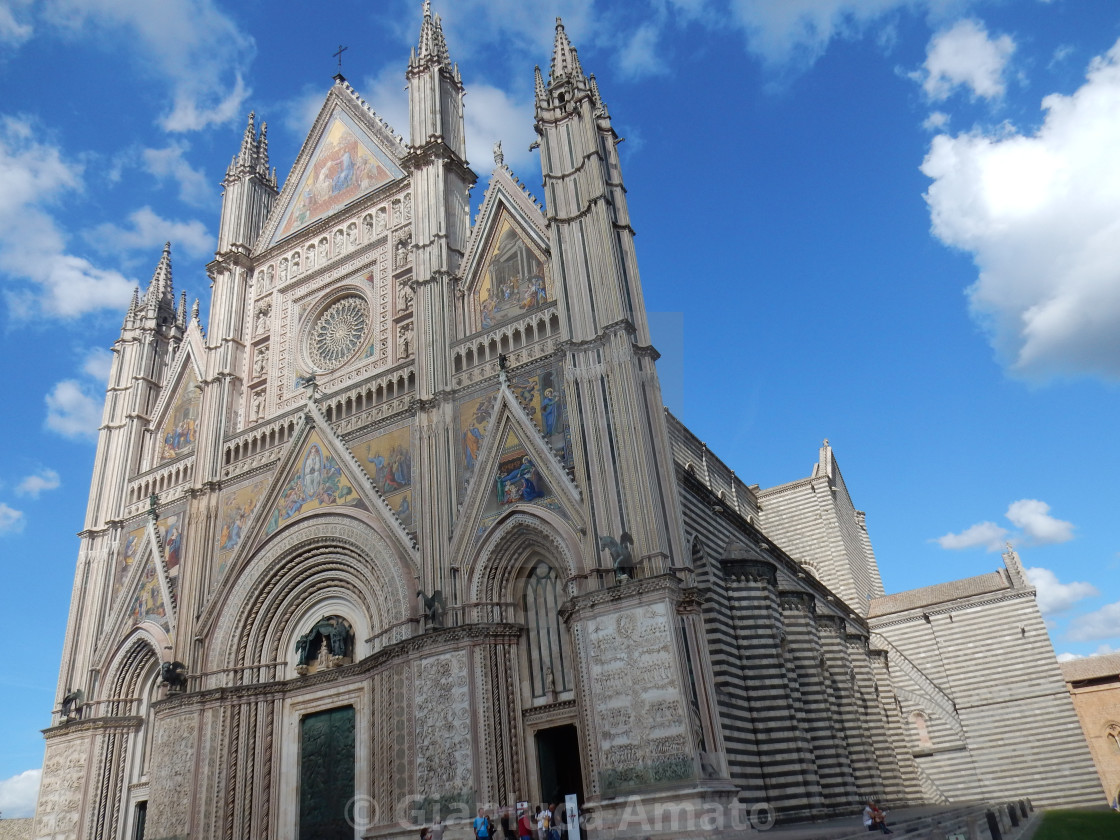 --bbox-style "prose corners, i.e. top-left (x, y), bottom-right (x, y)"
top-left (239, 112), bottom-right (256, 167)
top-left (534, 65), bottom-right (546, 101)
top-left (256, 121), bottom-right (270, 171)
top-left (551, 17), bottom-right (579, 82)
top-left (191, 299), bottom-right (200, 323)
top-left (147, 242), bottom-right (173, 303)
top-left (177, 290), bottom-right (187, 324)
